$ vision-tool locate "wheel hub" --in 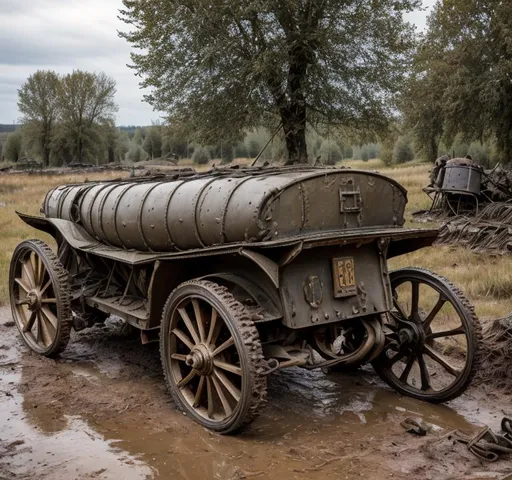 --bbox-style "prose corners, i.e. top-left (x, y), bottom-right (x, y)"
top-left (26, 290), bottom-right (41, 311)
top-left (397, 321), bottom-right (425, 349)
top-left (185, 343), bottom-right (214, 376)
